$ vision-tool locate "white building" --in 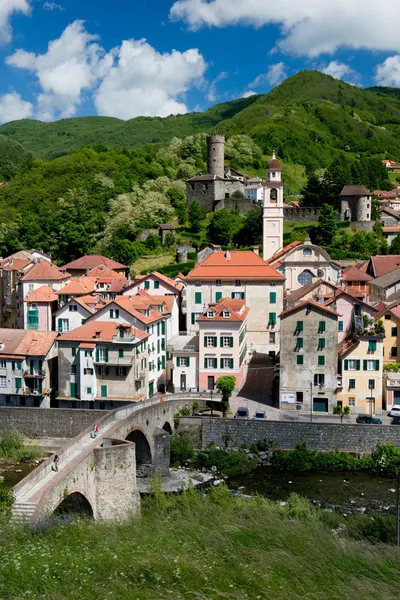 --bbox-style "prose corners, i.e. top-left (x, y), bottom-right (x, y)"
top-left (263, 153), bottom-right (284, 261)
top-left (55, 296), bottom-right (100, 333)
